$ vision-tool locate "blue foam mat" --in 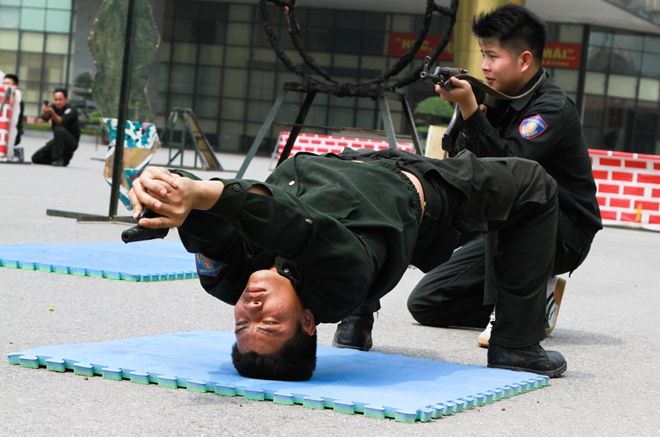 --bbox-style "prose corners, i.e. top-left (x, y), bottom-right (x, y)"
top-left (0, 240), bottom-right (196, 281)
top-left (7, 330), bottom-right (548, 423)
